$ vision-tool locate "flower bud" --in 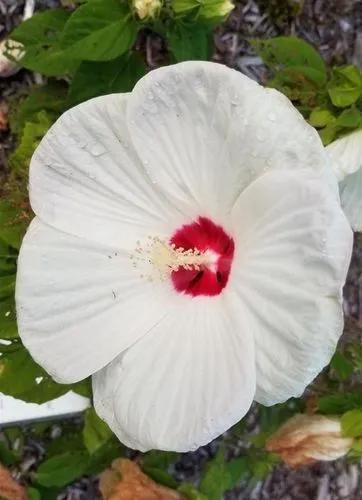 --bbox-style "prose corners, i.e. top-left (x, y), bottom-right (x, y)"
top-left (201, 0), bottom-right (234, 20)
top-left (266, 414), bottom-right (353, 468)
top-left (99, 458), bottom-right (183, 500)
top-left (0, 39), bottom-right (23, 78)
top-left (134, 0), bottom-right (162, 20)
